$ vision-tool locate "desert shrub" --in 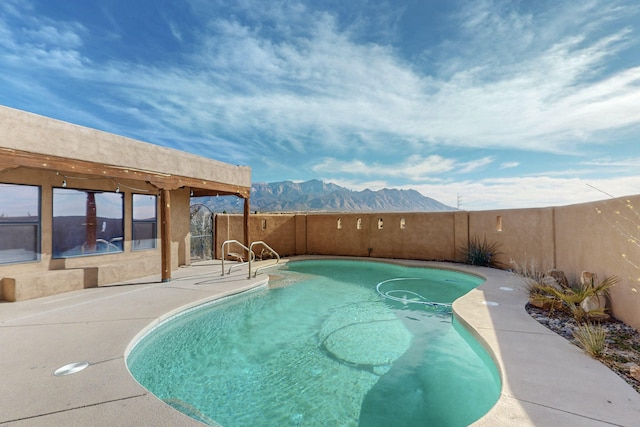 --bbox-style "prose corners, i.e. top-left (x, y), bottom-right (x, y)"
top-left (509, 257), bottom-right (546, 282)
top-left (573, 322), bottom-right (607, 358)
top-left (530, 276), bottom-right (619, 322)
top-left (460, 236), bottom-right (502, 268)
